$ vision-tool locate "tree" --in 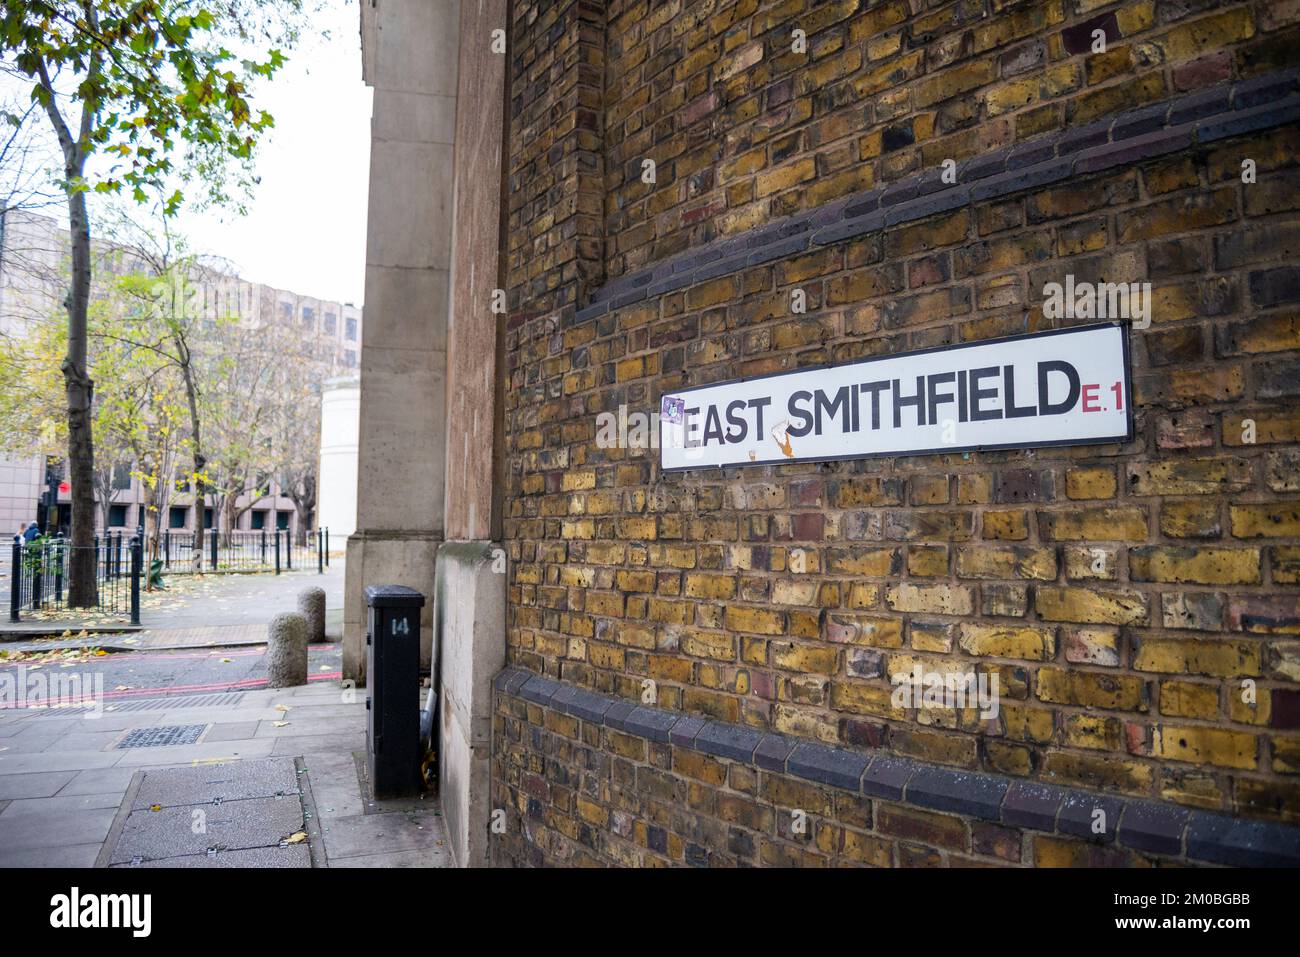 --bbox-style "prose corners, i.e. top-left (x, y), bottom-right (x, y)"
top-left (263, 324), bottom-right (324, 545)
top-left (1, 1), bottom-right (291, 605)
